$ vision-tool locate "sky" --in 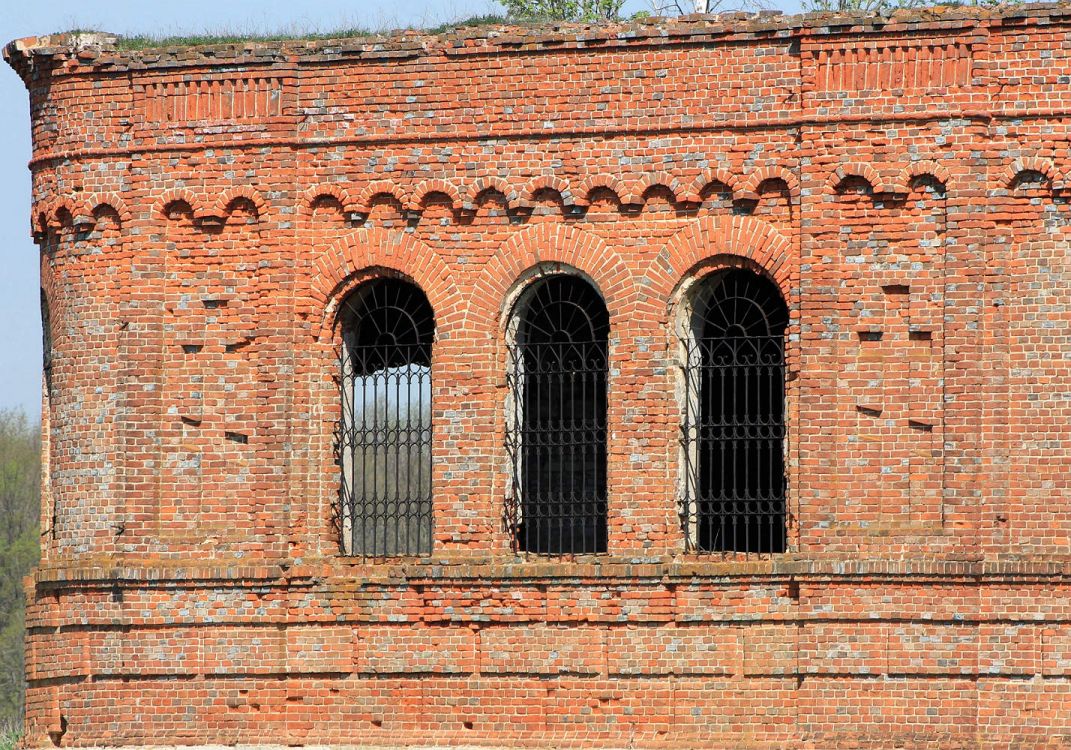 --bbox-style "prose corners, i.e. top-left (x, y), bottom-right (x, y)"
top-left (0, 0), bottom-right (802, 420)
